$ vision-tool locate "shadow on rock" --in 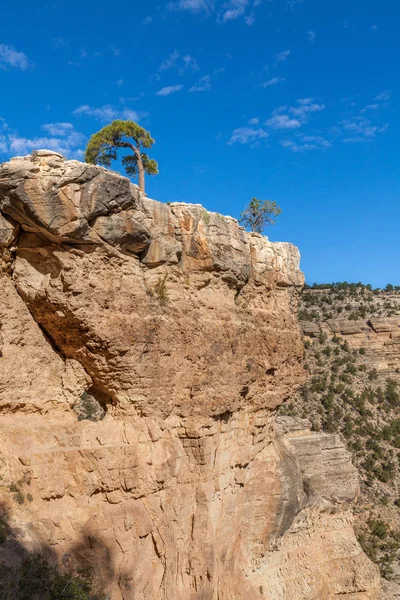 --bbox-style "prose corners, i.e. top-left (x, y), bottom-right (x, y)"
top-left (0, 502), bottom-right (129, 600)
